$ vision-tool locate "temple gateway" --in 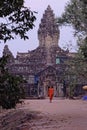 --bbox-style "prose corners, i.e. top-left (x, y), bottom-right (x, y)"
top-left (3, 5), bottom-right (76, 98)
